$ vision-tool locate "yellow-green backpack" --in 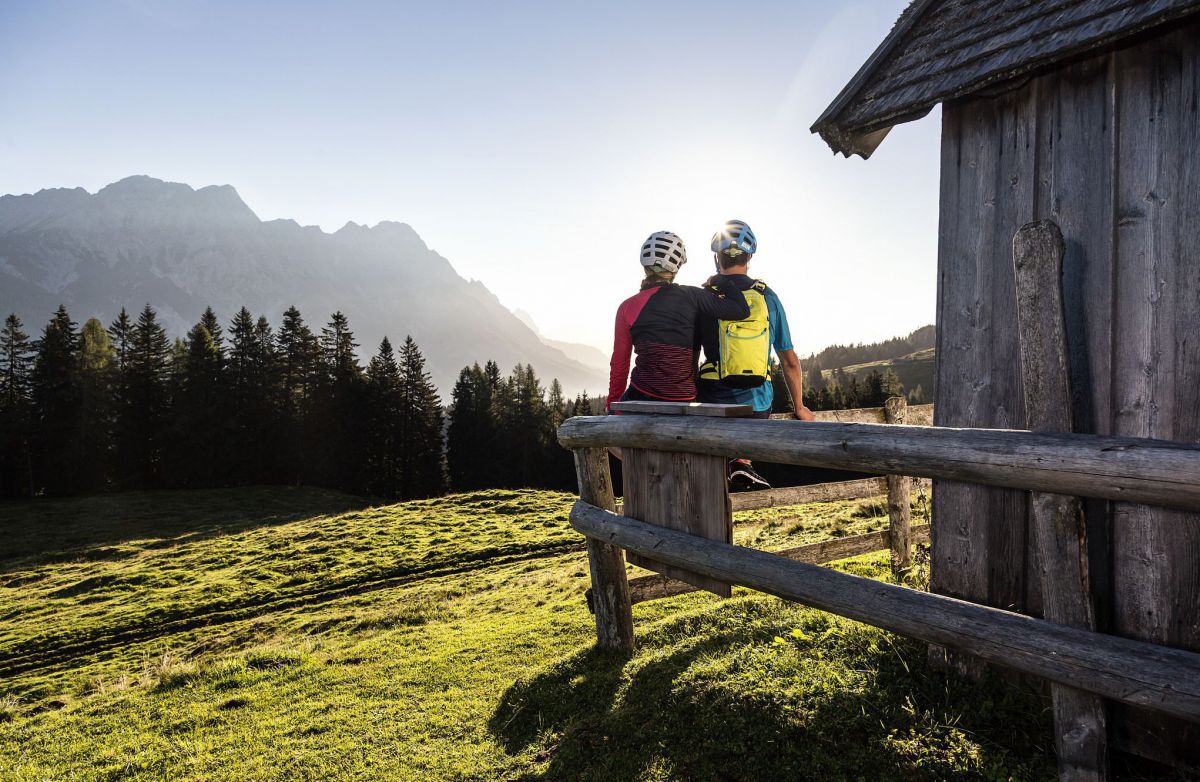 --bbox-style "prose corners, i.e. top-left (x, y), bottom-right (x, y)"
top-left (709, 280), bottom-right (771, 388)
